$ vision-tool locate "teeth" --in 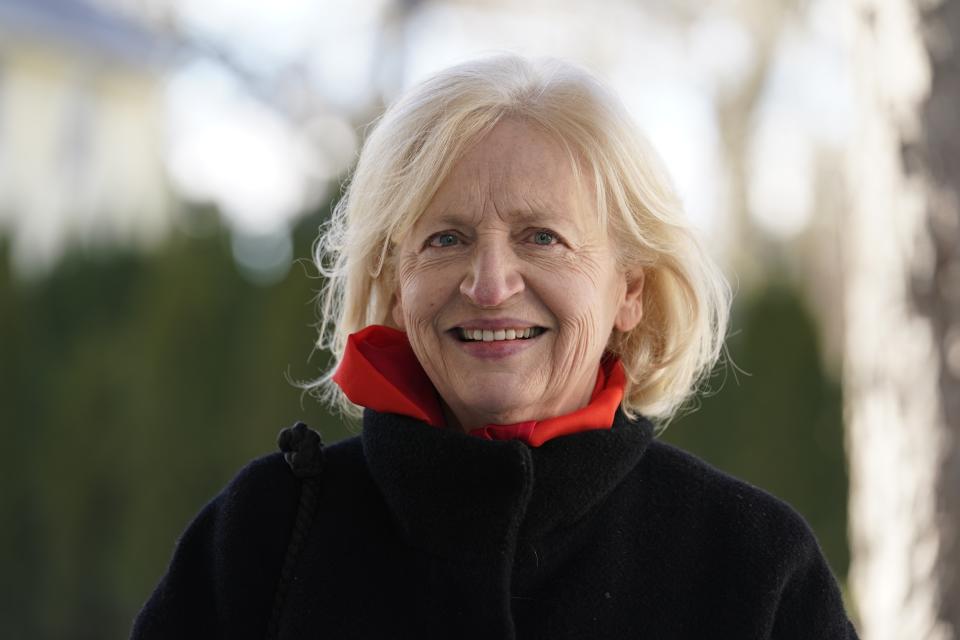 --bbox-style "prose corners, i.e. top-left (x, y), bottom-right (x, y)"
top-left (458, 327), bottom-right (542, 342)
